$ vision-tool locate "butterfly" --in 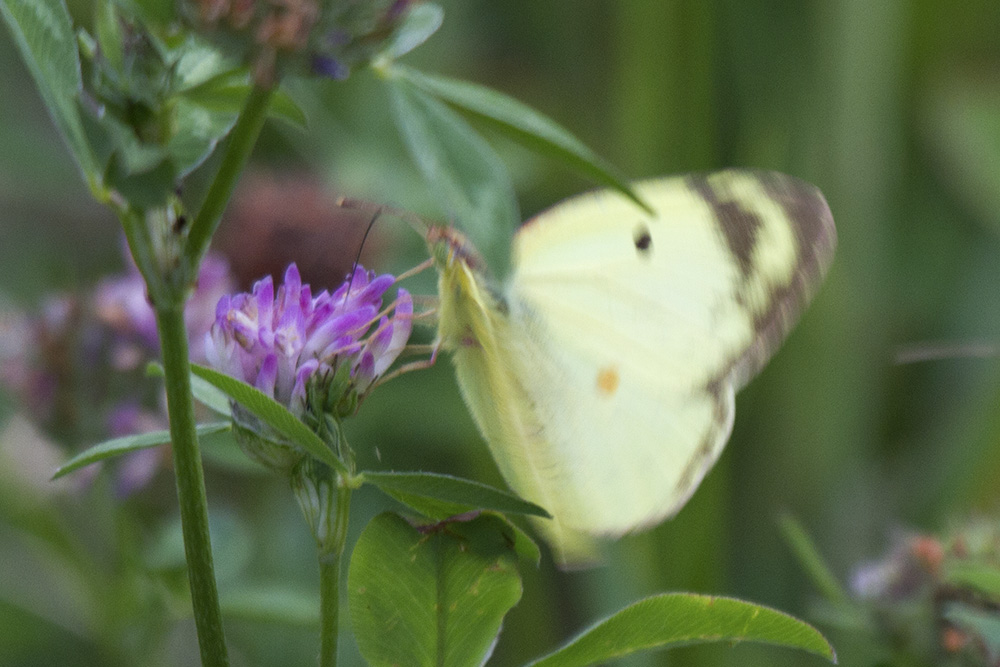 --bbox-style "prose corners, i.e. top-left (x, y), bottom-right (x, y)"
top-left (429, 170), bottom-right (836, 565)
